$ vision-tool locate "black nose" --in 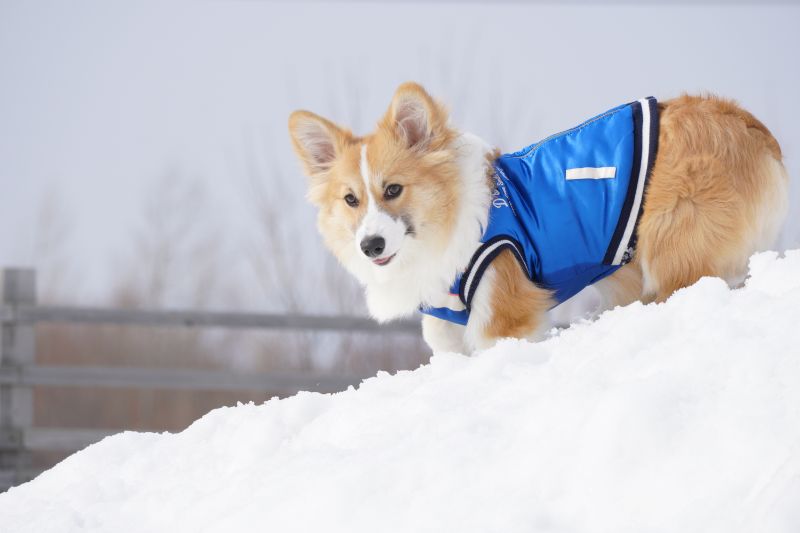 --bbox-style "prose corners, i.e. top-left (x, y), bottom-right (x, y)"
top-left (360, 235), bottom-right (385, 258)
